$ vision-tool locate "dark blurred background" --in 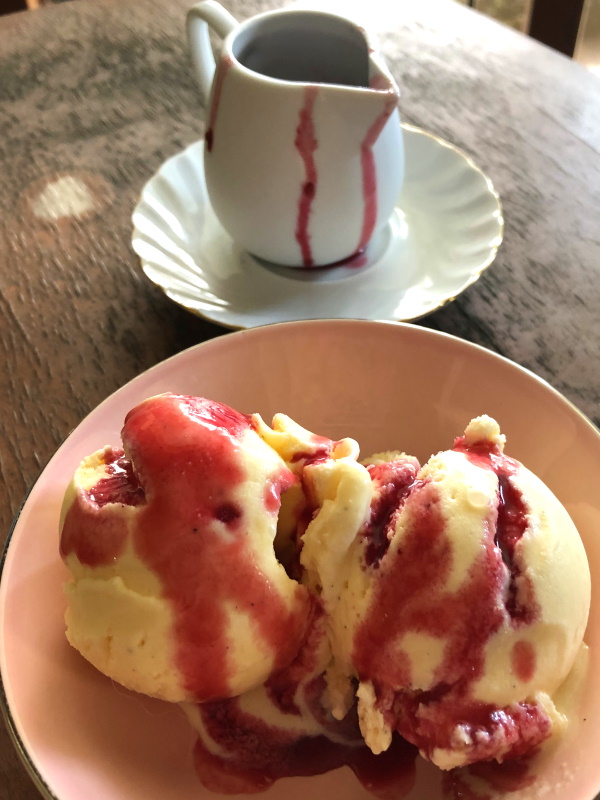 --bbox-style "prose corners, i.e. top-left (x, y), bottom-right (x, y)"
top-left (0, 0), bottom-right (598, 74)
